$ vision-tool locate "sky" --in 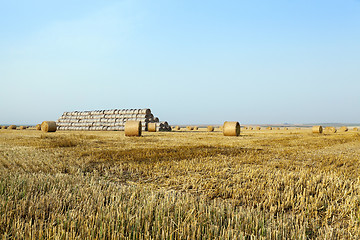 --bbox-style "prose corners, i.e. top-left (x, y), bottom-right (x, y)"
top-left (0, 0), bottom-right (359, 125)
